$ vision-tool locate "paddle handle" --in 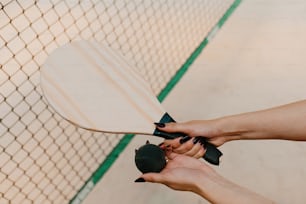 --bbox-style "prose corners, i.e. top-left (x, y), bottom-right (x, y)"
top-left (153, 113), bottom-right (222, 165)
